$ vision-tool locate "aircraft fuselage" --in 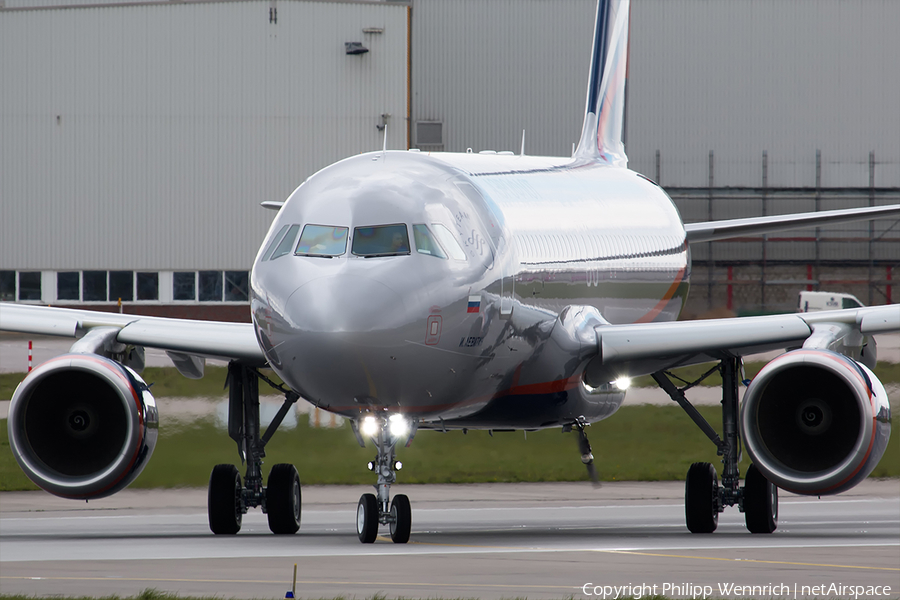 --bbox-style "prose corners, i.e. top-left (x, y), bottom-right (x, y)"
top-left (250, 150), bottom-right (689, 428)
